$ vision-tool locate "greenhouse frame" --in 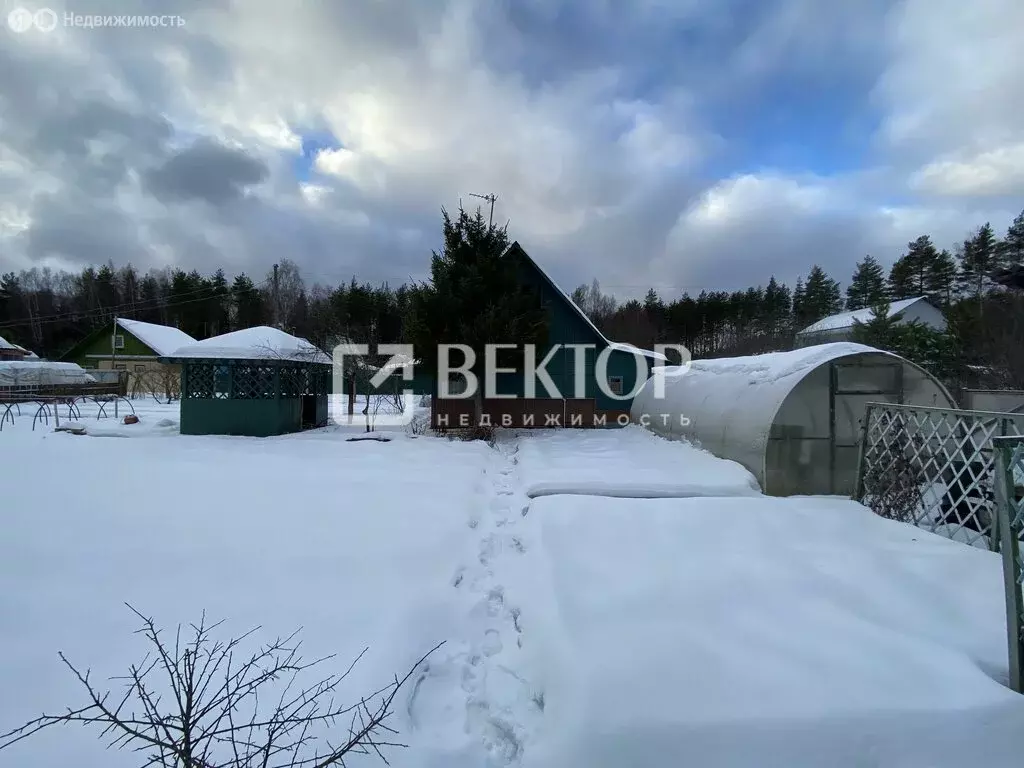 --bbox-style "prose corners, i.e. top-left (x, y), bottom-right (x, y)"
top-left (630, 343), bottom-right (956, 497)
